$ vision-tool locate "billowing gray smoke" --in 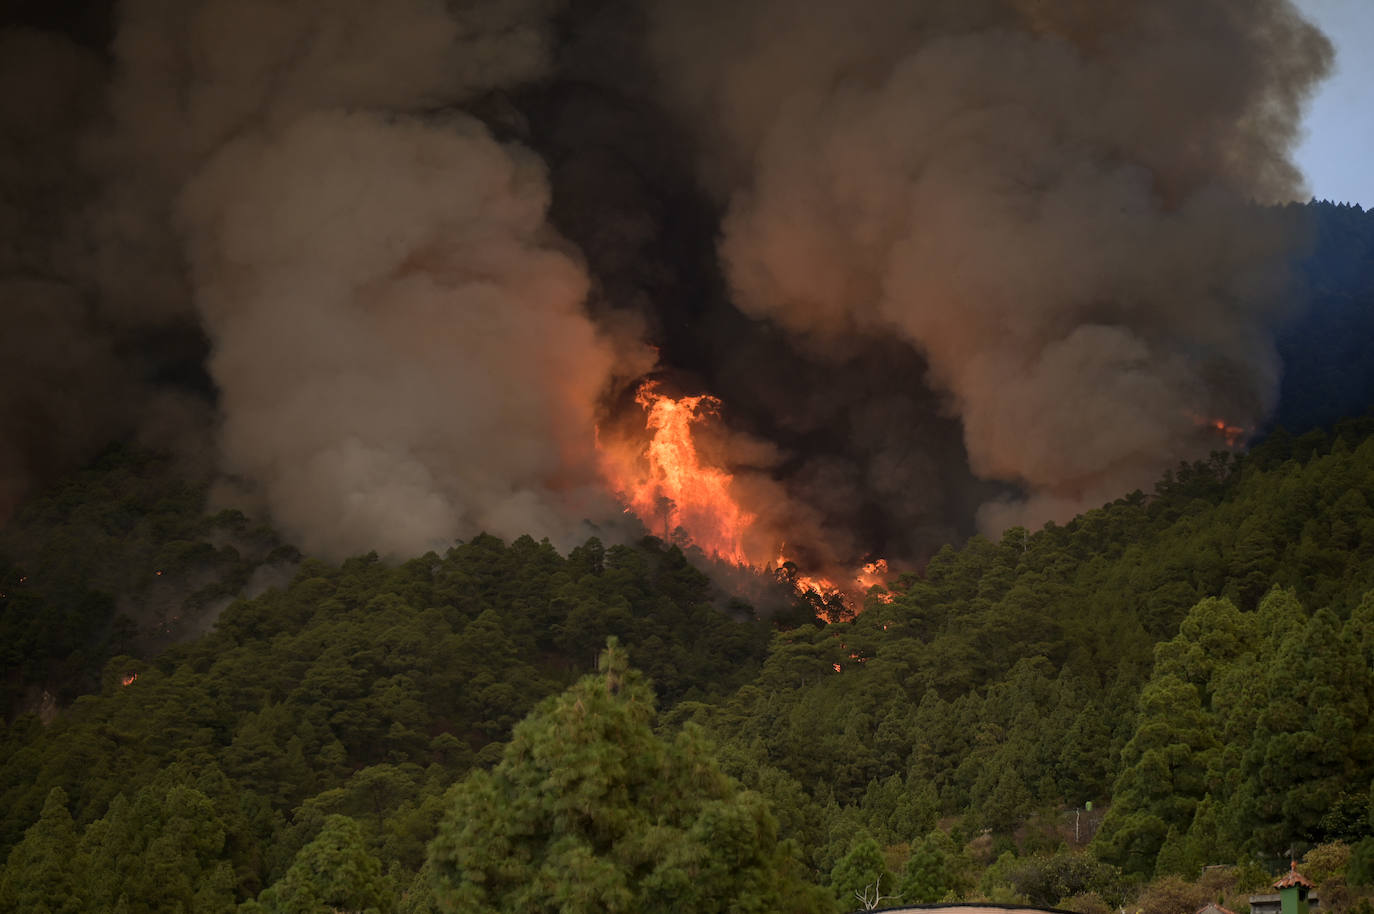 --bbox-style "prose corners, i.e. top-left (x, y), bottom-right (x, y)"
top-left (649, 0), bottom-right (1331, 531)
top-left (2, 0), bottom-right (642, 556)
top-left (179, 109), bottom-right (622, 557)
top-left (0, 0), bottom-right (1335, 568)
